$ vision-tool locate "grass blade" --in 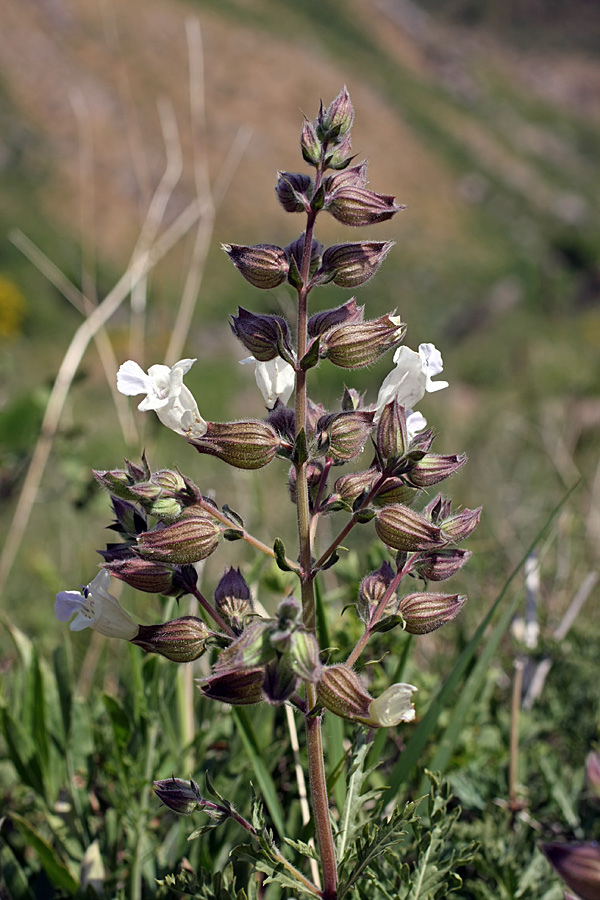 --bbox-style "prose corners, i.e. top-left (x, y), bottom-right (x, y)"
top-left (232, 707), bottom-right (287, 837)
top-left (384, 484), bottom-right (579, 800)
